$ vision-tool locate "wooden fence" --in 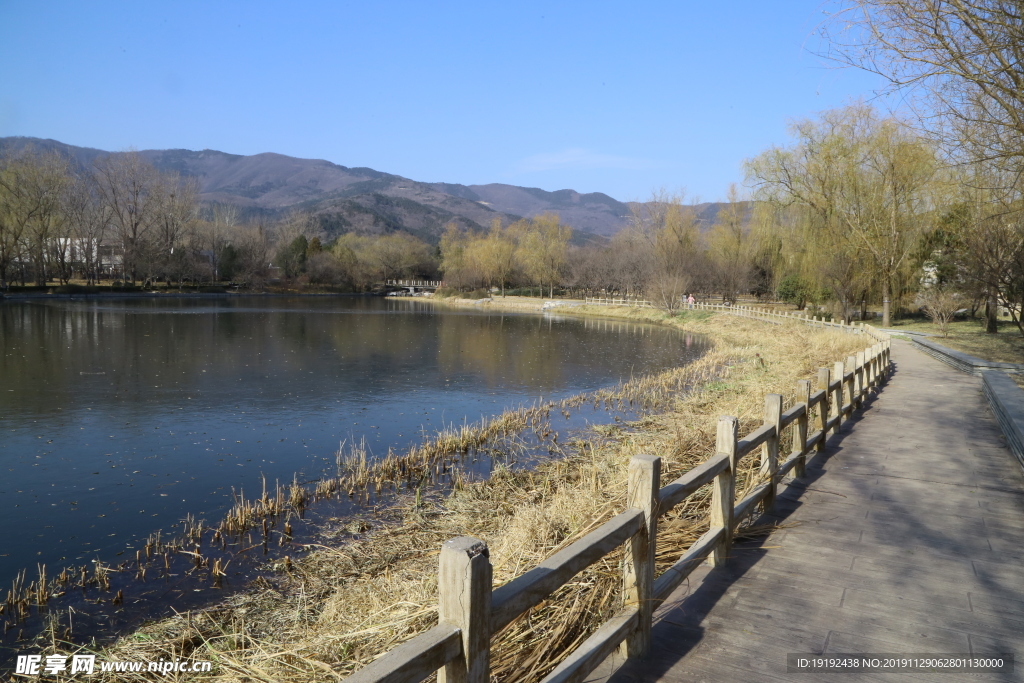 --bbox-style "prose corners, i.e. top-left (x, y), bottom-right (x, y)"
top-left (584, 297), bottom-right (654, 308)
top-left (691, 301), bottom-right (867, 328)
top-left (387, 280), bottom-right (443, 288)
top-left (344, 312), bottom-right (891, 683)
